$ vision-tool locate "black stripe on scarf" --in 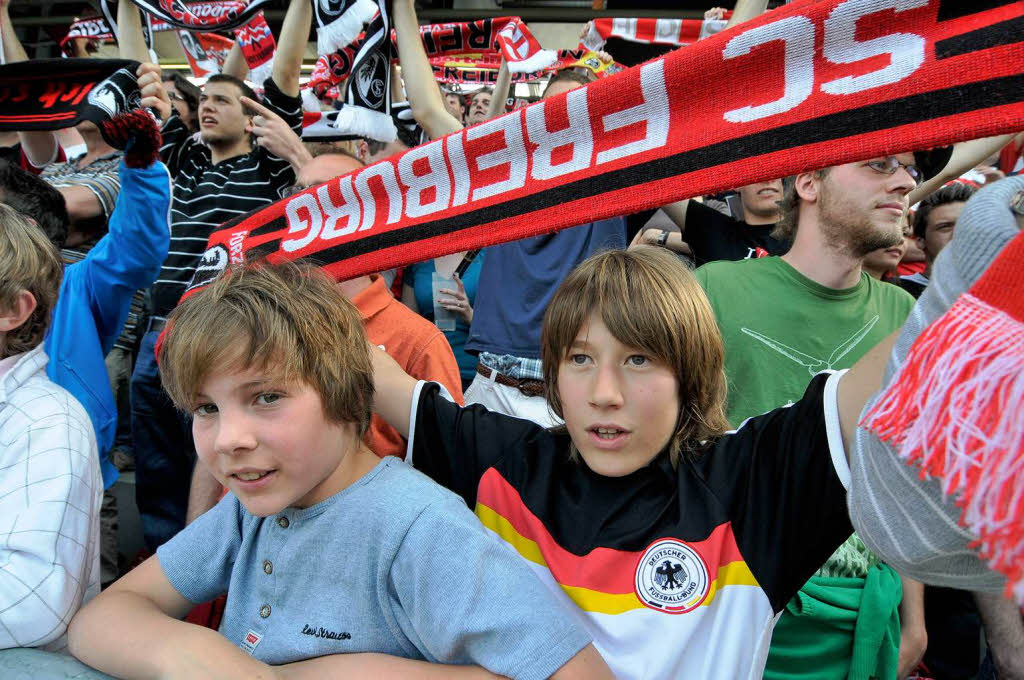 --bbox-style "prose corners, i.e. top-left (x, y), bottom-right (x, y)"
top-left (237, 72), bottom-right (1024, 259)
top-left (0, 59), bottom-right (142, 147)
